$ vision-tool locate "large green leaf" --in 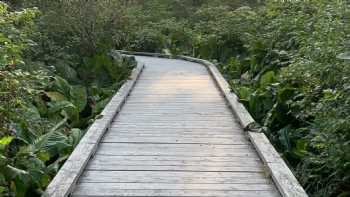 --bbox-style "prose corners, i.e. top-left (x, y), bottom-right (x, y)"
top-left (10, 165), bottom-right (31, 197)
top-left (0, 186), bottom-right (5, 195)
top-left (68, 128), bottom-right (83, 149)
top-left (0, 136), bottom-right (13, 146)
top-left (69, 86), bottom-right (87, 112)
top-left (293, 139), bottom-right (307, 157)
top-left (277, 126), bottom-right (292, 151)
top-left (47, 100), bottom-right (78, 121)
top-left (14, 124), bottom-right (38, 146)
top-left (277, 87), bottom-right (296, 104)
top-left (34, 96), bottom-right (48, 117)
top-left (23, 104), bottom-right (42, 122)
top-left (0, 155), bottom-right (7, 167)
top-left (93, 98), bottom-right (110, 115)
top-left (46, 91), bottom-right (67, 102)
top-left (237, 86), bottom-right (253, 101)
top-left (54, 76), bottom-right (71, 97)
top-left (33, 130), bottom-right (69, 157)
top-left (55, 63), bottom-right (79, 82)
top-left (0, 136), bottom-right (13, 152)
top-left (259, 71), bottom-right (276, 88)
